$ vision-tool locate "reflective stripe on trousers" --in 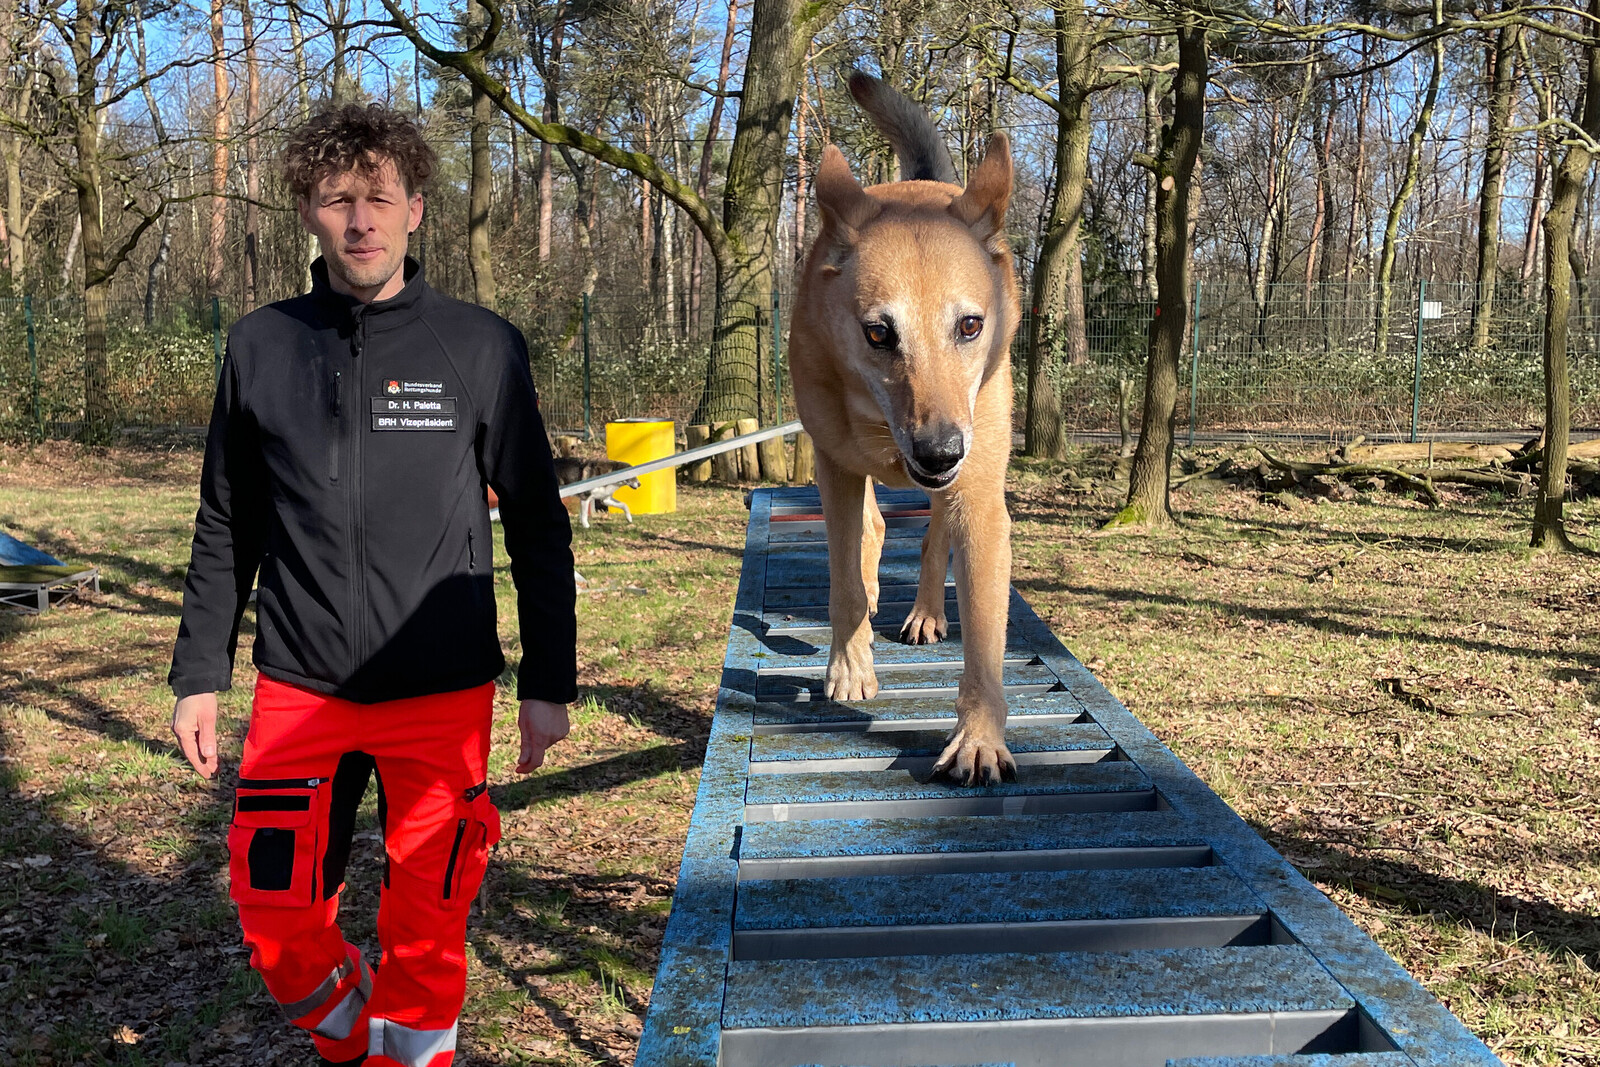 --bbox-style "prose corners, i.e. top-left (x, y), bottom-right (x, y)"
top-left (369, 1017), bottom-right (458, 1066)
top-left (273, 951), bottom-right (374, 1042)
top-left (311, 958), bottom-right (374, 1041)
